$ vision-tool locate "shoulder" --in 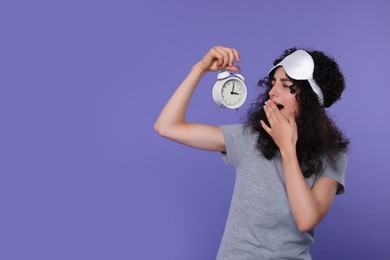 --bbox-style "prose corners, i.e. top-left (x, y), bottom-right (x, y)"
top-left (220, 124), bottom-right (260, 165)
top-left (220, 124), bottom-right (259, 145)
top-left (323, 152), bottom-right (348, 172)
top-left (220, 124), bottom-right (245, 133)
top-left (220, 124), bottom-right (257, 138)
top-left (319, 152), bottom-right (348, 195)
